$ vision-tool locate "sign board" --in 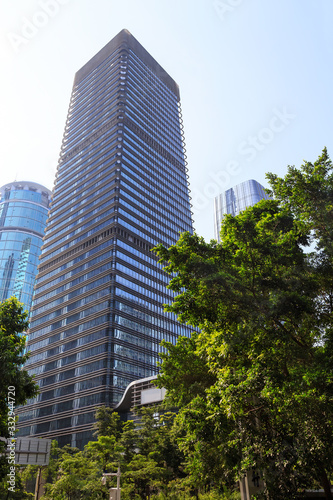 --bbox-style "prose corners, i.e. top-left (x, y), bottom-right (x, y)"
top-left (1, 437), bottom-right (52, 466)
top-left (140, 387), bottom-right (166, 405)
